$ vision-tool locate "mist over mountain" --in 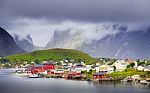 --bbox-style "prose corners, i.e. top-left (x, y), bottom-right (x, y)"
top-left (1, 22), bottom-right (150, 59)
top-left (78, 28), bottom-right (150, 59)
top-left (13, 34), bottom-right (43, 52)
top-left (46, 24), bottom-right (150, 59)
top-left (13, 34), bottom-right (35, 52)
top-left (1, 0), bottom-right (150, 59)
top-left (45, 29), bottom-right (84, 49)
top-left (0, 27), bottom-right (25, 56)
